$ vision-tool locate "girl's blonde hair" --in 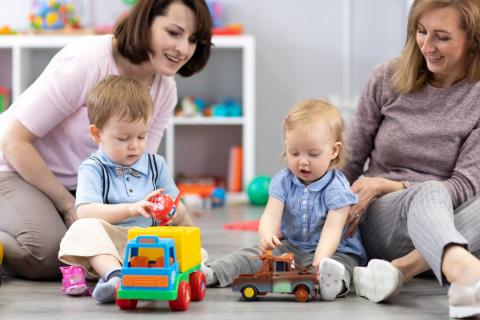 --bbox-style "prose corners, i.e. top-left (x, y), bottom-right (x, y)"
top-left (282, 99), bottom-right (347, 169)
top-left (87, 75), bottom-right (153, 130)
top-left (391, 0), bottom-right (480, 93)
